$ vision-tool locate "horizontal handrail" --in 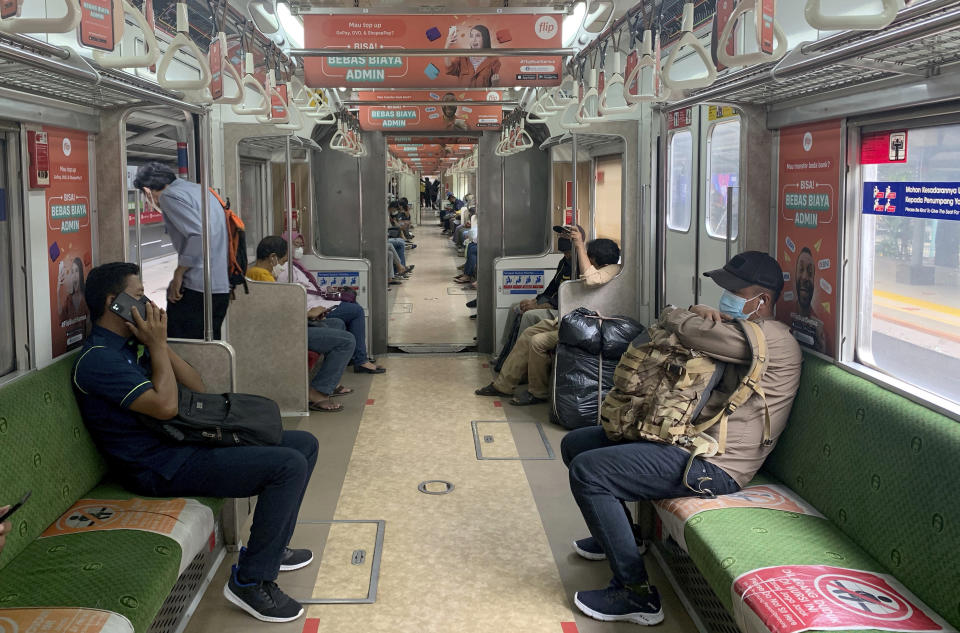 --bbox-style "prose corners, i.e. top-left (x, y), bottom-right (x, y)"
top-left (290, 47), bottom-right (576, 58)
